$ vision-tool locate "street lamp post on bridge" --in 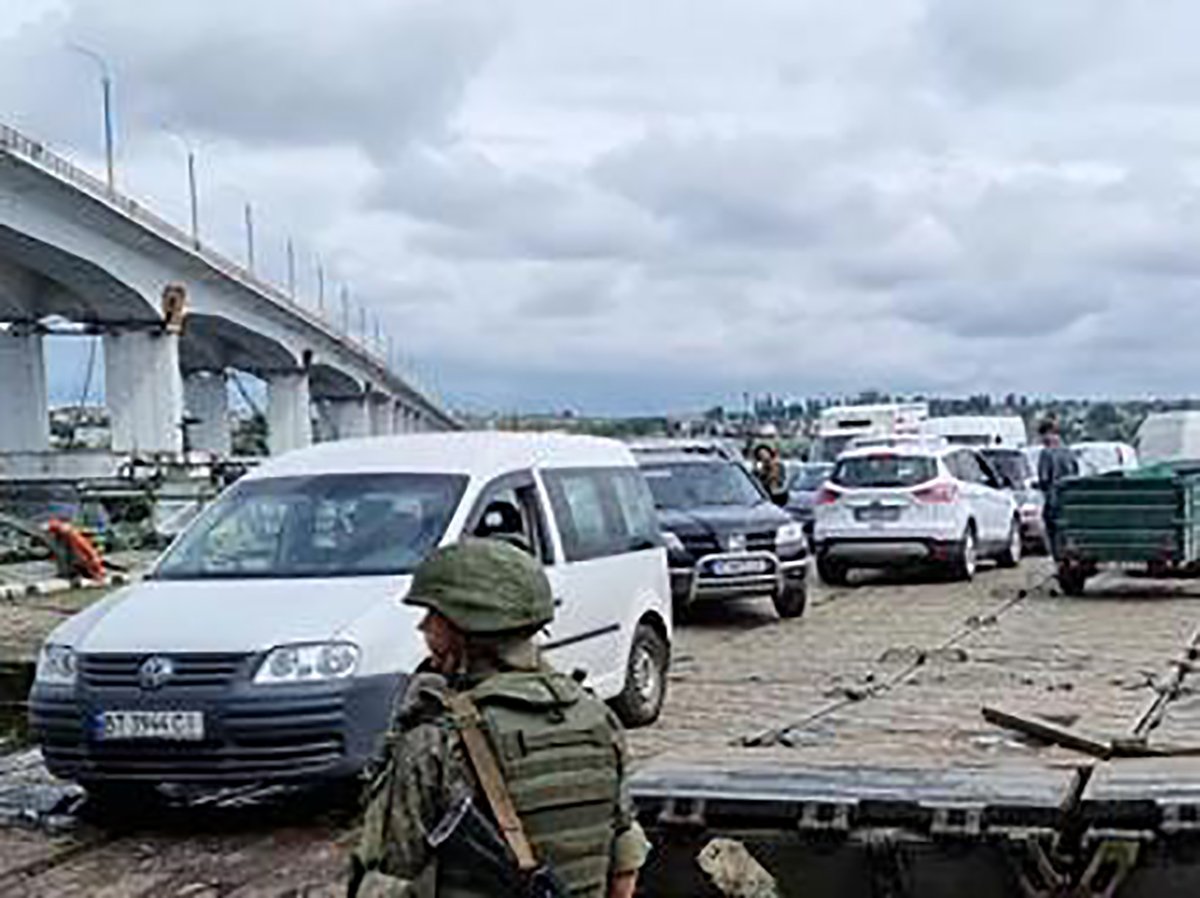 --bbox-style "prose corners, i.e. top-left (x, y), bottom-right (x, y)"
top-left (164, 130), bottom-right (200, 248)
top-left (67, 43), bottom-right (115, 193)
